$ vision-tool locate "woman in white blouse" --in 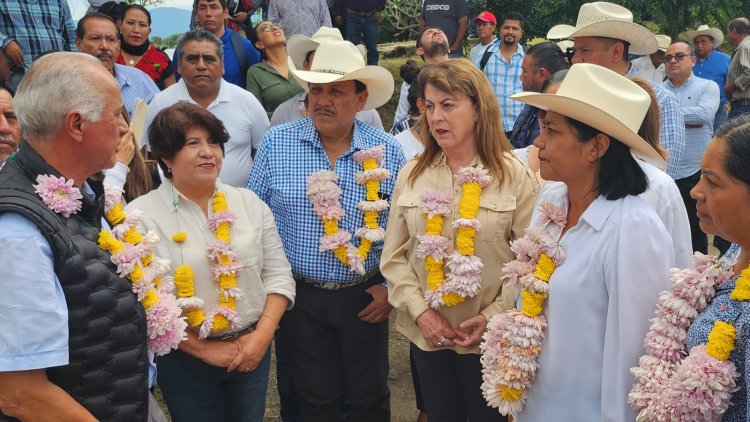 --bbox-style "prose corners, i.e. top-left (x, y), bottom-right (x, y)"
top-left (496, 64), bottom-right (675, 421)
top-left (127, 103), bottom-right (295, 421)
